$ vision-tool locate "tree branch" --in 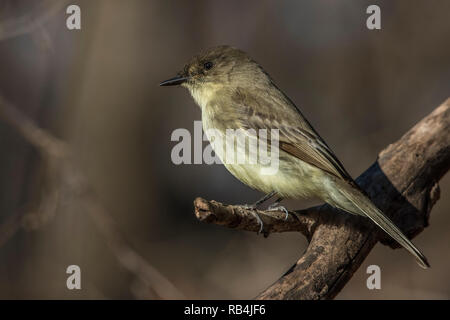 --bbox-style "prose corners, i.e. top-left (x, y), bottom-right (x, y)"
top-left (193, 98), bottom-right (450, 300)
top-left (194, 198), bottom-right (333, 241)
